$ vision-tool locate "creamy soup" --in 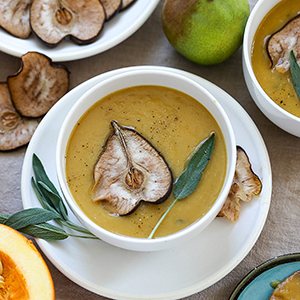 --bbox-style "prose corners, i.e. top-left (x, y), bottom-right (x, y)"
top-left (251, 0), bottom-right (300, 117)
top-left (65, 85), bottom-right (227, 238)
